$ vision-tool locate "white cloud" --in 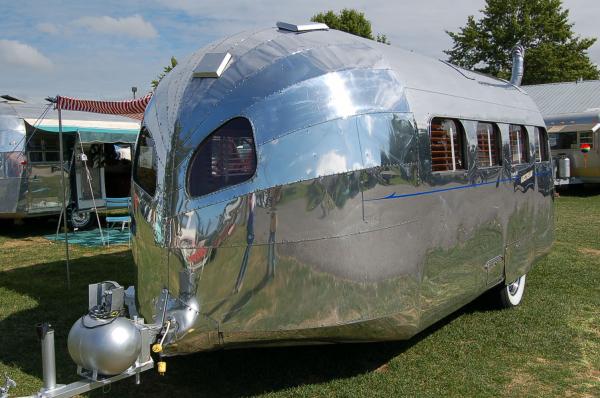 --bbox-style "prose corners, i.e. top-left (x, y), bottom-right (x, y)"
top-left (74, 14), bottom-right (158, 39)
top-left (0, 39), bottom-right (53, 70)
top-left (316, 151), bottom-right (347, 176)
top-left (154, 0), bottom-right (486, 58)
top-left (37, 22), bottom-right (59, 35)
